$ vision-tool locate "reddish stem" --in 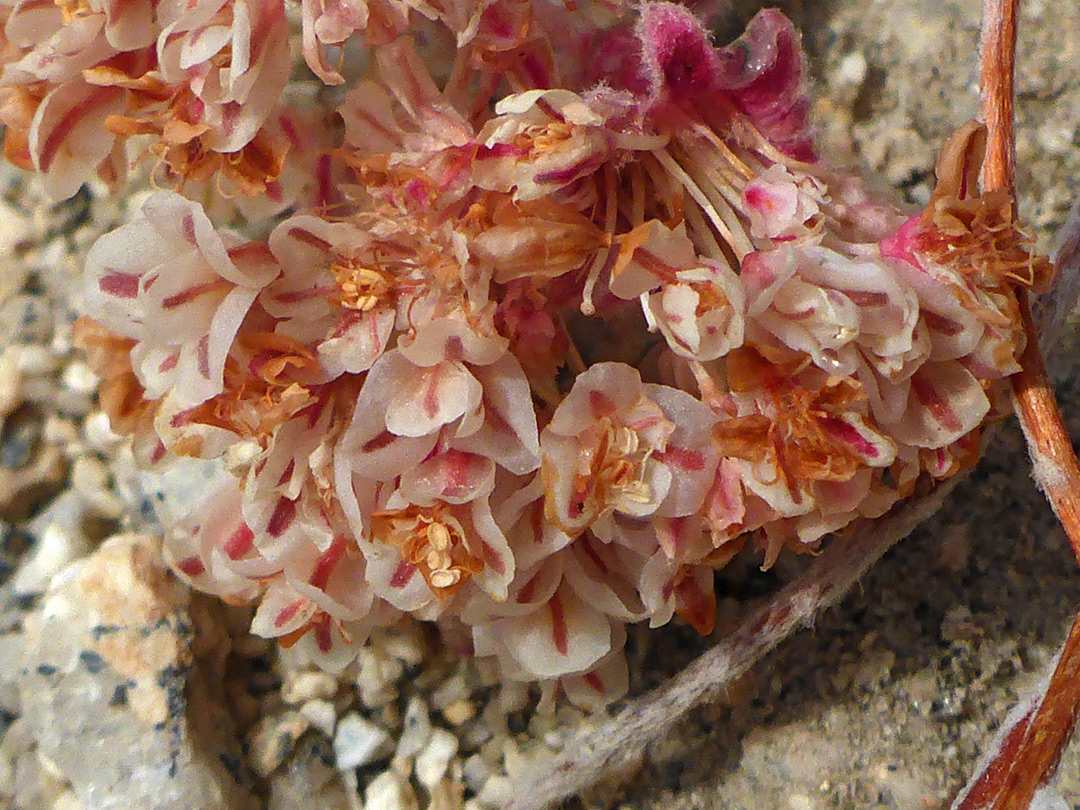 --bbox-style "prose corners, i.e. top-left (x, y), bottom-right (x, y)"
top-left (962, 0), bottom-right (1080, 807)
